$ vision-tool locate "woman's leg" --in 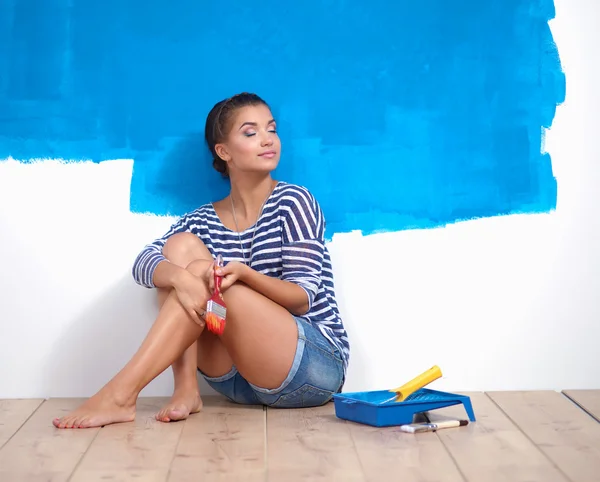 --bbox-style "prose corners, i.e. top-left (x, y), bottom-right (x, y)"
top-left (53, 235), bottom-right (300, 429)
top-left (154, 289), bottom-right (203, 422)
top-left (53, 260), bottom-right (214, 429)
top-left (212, 279), bottom-right (298, 389)
top-left (155, 233), bottom-right (233, 422)
top-left (160, 234), bottom-right (299, 391)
